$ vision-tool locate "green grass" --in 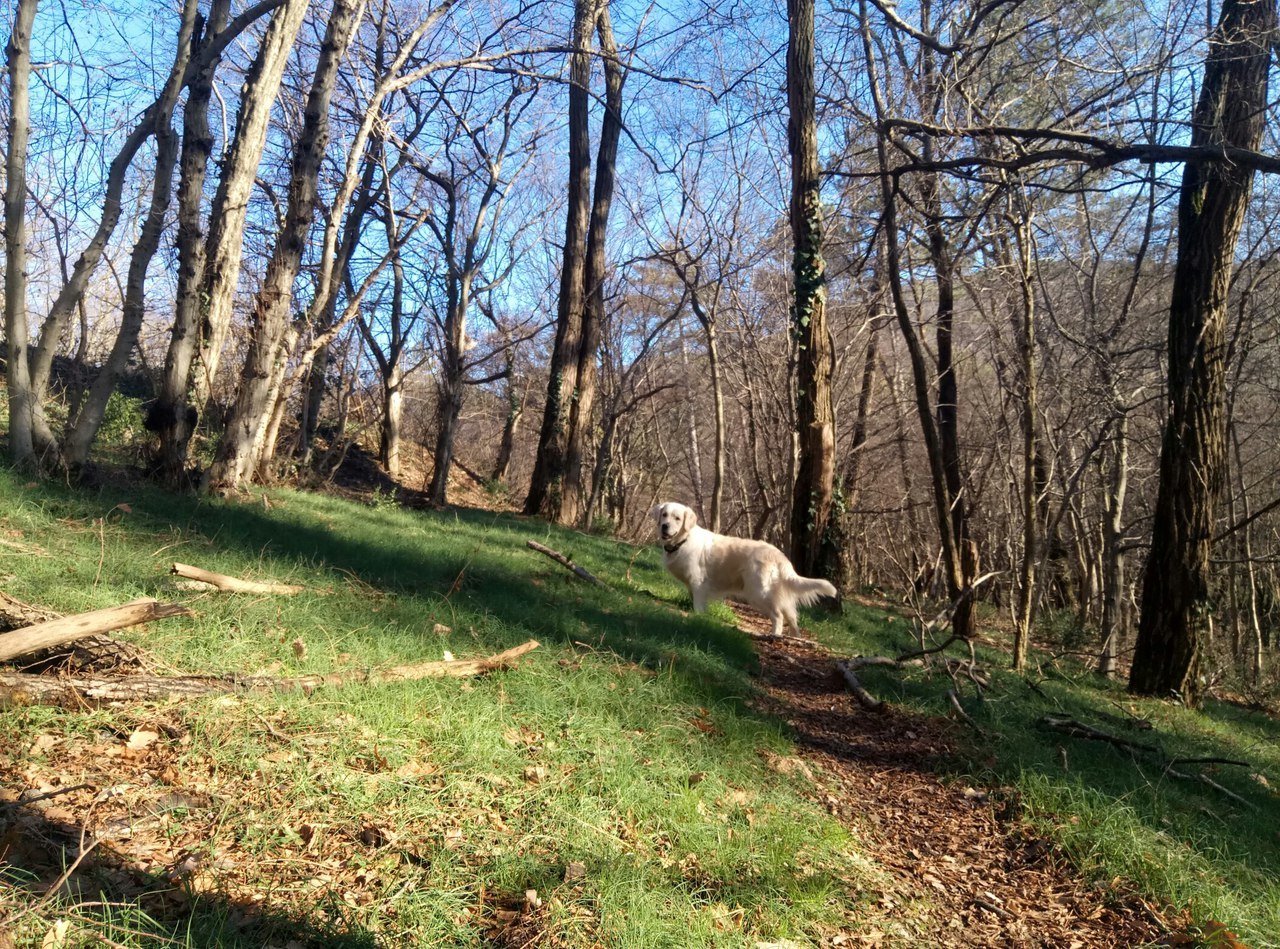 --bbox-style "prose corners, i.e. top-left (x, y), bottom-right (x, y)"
top-left (0, 471), bottom-right (880, 947)
top-left (2, 466), bottom-right (1277, 946)
top-left (807, 603), bottom-right (1280, 948)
